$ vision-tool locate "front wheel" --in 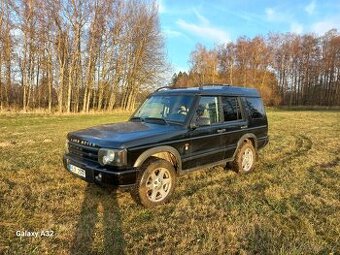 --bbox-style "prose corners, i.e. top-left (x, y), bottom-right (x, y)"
top-left (130, 157), bottom-right (176, 207)
top-left (232, 141), bottom-right (256, 174)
